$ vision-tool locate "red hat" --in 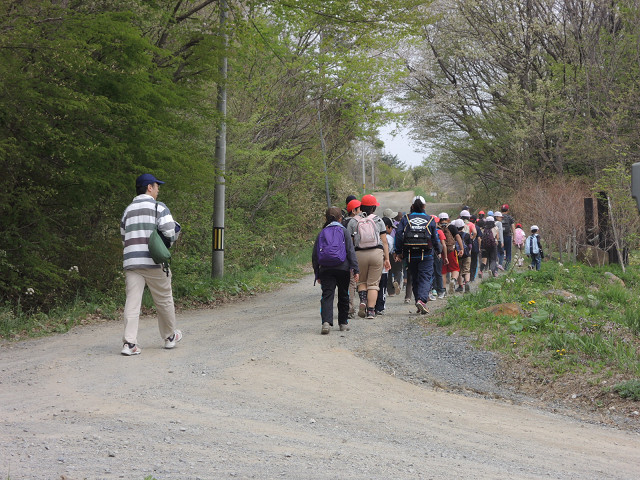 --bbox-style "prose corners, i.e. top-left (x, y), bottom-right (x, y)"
top-left (346, 199), bottom-right (361, 213)
top-left (431, 214), bottom-right (440, 223)
top-left (502, 204), bottom-right (509, 211)
top-left (360, 194), bottom-right (380, 206)
top-left (478, 210), bottom-right (485, 215)
top-left (515, 223), bottom-right (522, 228)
